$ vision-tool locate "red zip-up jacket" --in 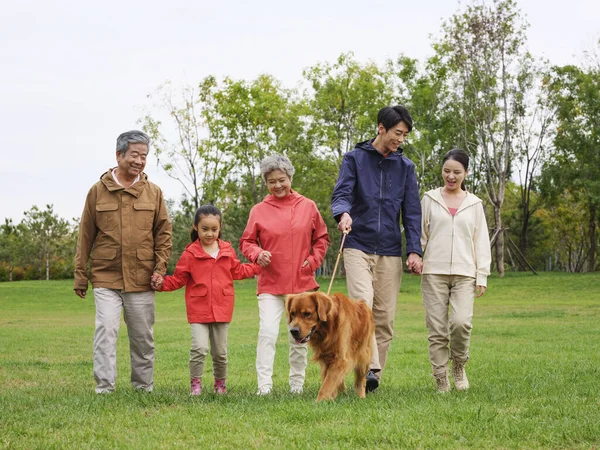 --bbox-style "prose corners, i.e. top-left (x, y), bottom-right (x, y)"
top-left (160, 239), bottom-right (261, 323)
top-left (240, 190), bottom-right (330, 295)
